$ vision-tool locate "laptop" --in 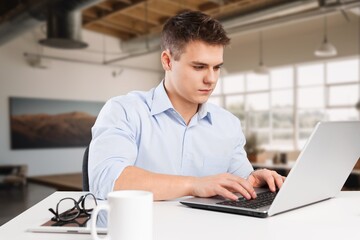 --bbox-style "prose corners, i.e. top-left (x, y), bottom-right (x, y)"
top-left (180, 121), bottom-right (360, 218)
